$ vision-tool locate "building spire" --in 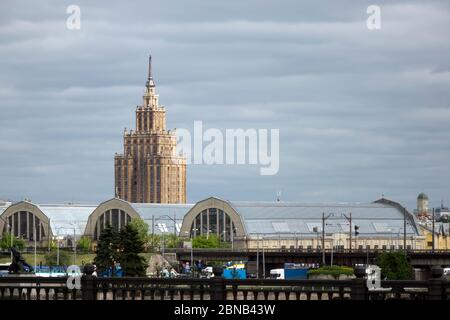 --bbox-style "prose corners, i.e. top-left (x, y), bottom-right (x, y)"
top-left (146, 54), bottom-right (155, 88)
top-left (148, 55), bottom-right (152, 80)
